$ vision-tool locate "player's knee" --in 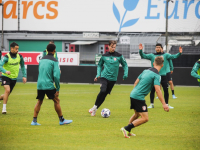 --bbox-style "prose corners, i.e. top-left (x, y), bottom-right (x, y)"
top-left (144, 117), bottom-right (149, 123)
top-left (5, 89), bottom-right (10, 94)
top-left (100, 88), bottom-right (107, 93)
top-left (169, 81), bottom-right (172, 85)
